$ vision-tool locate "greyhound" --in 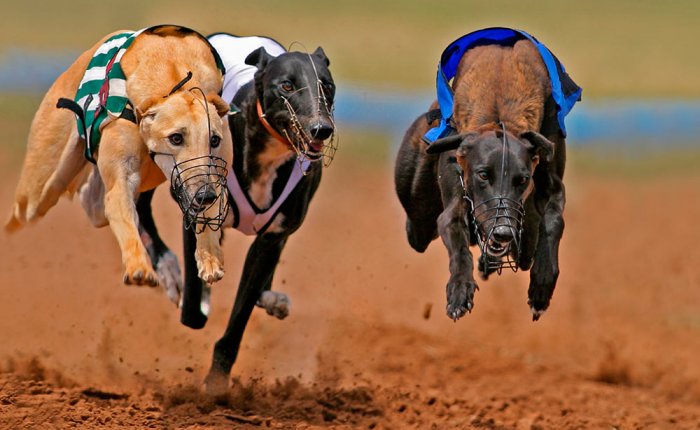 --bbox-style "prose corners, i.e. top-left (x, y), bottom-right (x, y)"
top-left (395, 28), bottom-right (581, 321)
top-left (137, 33), bottom-right (337, 393)
top-left (6, 25), bottom-right (232, 288)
